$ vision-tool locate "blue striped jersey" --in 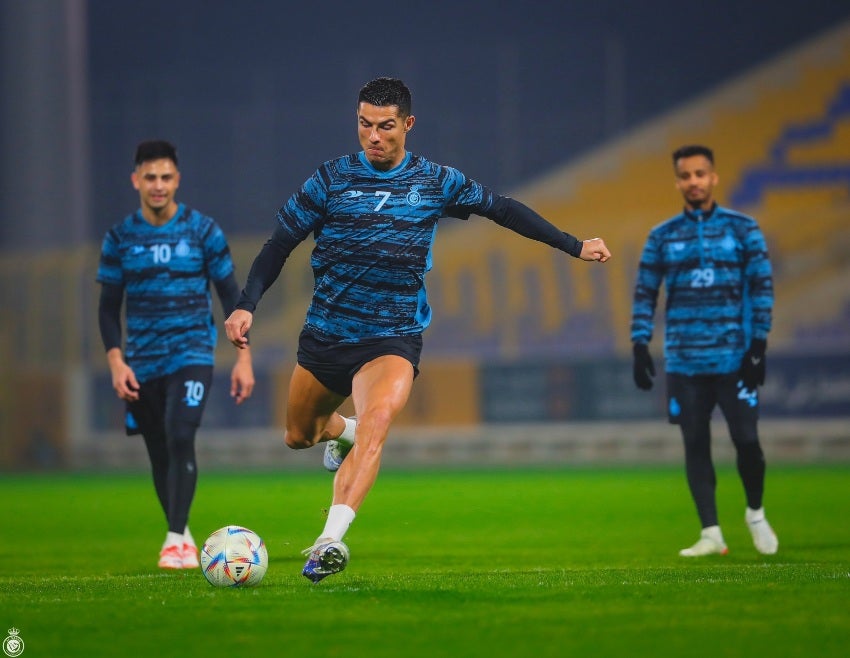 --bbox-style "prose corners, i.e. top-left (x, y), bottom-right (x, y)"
top-left (630, 205), bottom-right (773, 375)
top-left (96, 203), bottom-right (235, 382)
top-left (276, 151), bottom-right (497, 341)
